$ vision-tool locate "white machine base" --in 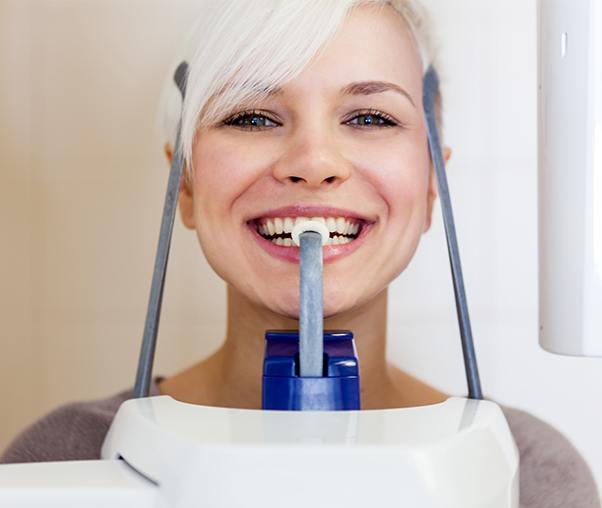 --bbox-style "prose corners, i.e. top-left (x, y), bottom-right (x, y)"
top-left (0, 396), bottom-right (518, 507)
